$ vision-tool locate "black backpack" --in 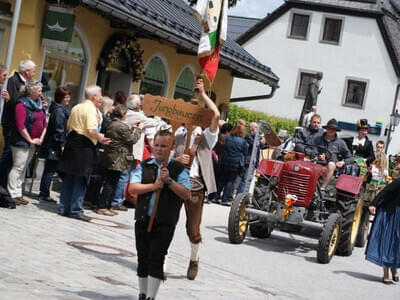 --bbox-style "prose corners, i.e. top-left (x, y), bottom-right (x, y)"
top-left (0, 186), bottom-right (16, 209)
